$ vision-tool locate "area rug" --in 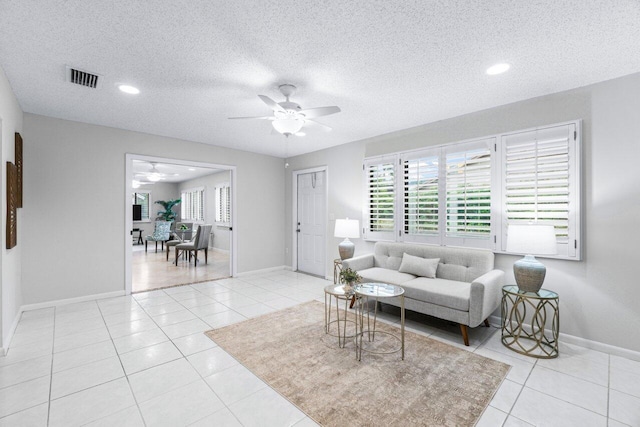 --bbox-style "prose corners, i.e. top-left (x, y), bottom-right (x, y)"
top-left (205, 301), bottom-right (510, 427)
